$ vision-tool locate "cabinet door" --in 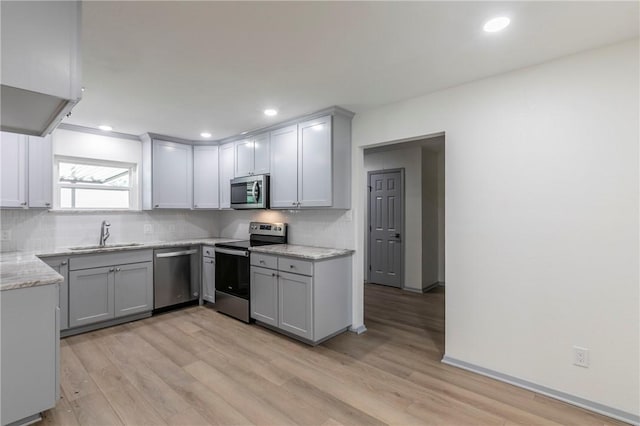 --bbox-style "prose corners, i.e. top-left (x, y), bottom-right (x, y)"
top-left (234, 139), bottom-right (254, 177)
top-left (219, 142), bottom-right (235, 208)
top-left (152, 140), bottom-right (193, 208)
top-left (278, 271), bottom-right (313, 340)
top-left (43, 257), bottom-right (69, 331)
top-left (202, 257), bottom-right (215, 303)
top-left (0, 132), bottom-right (27, 208)
top-left (270, 125), bottom-right (298, 208)
top-left (193, 145), bottom-right (219, 209)
top-left (253, 132), bottom-right (270, 175)
top-left (114, 262), bottom-right (153, 317)
top-left (250, 266), bottom-right (278, 327)
top-left (69, 266), bottom-right (114, 327)
top-left (298, 116), bottom-right (332, 207)
top-left (28, 135), bottom-right (53, 208)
